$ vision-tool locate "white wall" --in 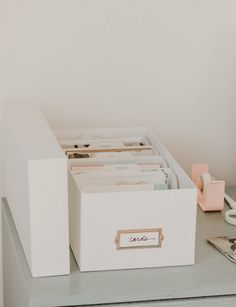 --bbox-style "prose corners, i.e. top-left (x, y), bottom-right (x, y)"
top-left (1, 0), bottom-right (236, 184)
top-left (0, 0), bottom-right (236, 304)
